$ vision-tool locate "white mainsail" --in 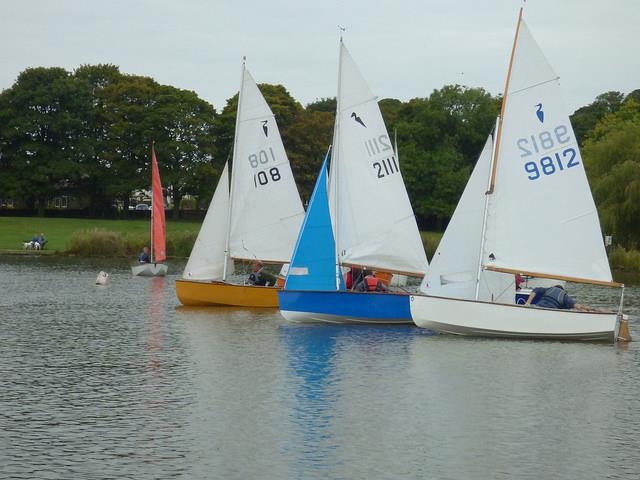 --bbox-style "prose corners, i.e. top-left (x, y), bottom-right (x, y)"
top-left (420, 132), bottom-right (513, 302)
top-left (421, 135), bottom-right (491, 299)
top-left (228, 67), bottom-right (305, 263)
top-left (183, 162), bottom-right (234, 280)
top-left (329, 42), bottom-right (428, 276)
top-left (483, 20), bottom-right (612, 284)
